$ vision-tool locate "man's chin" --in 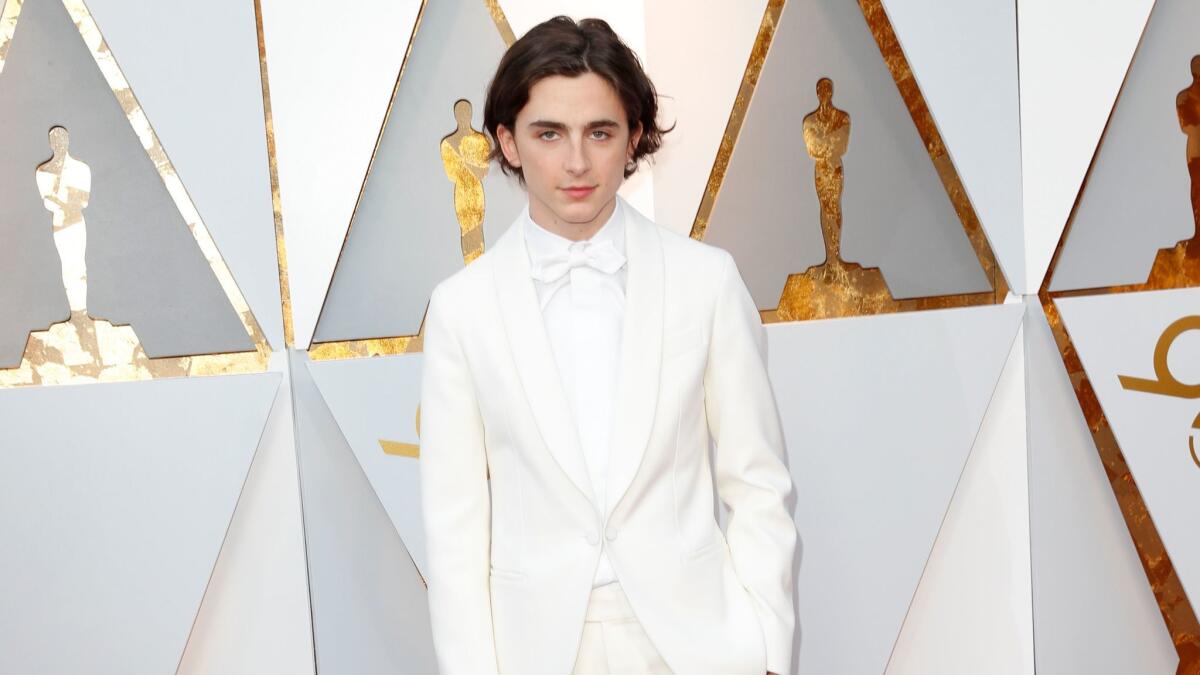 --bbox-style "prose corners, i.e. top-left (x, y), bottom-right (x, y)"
top-left (553, 196), bottom-right (613, 224)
